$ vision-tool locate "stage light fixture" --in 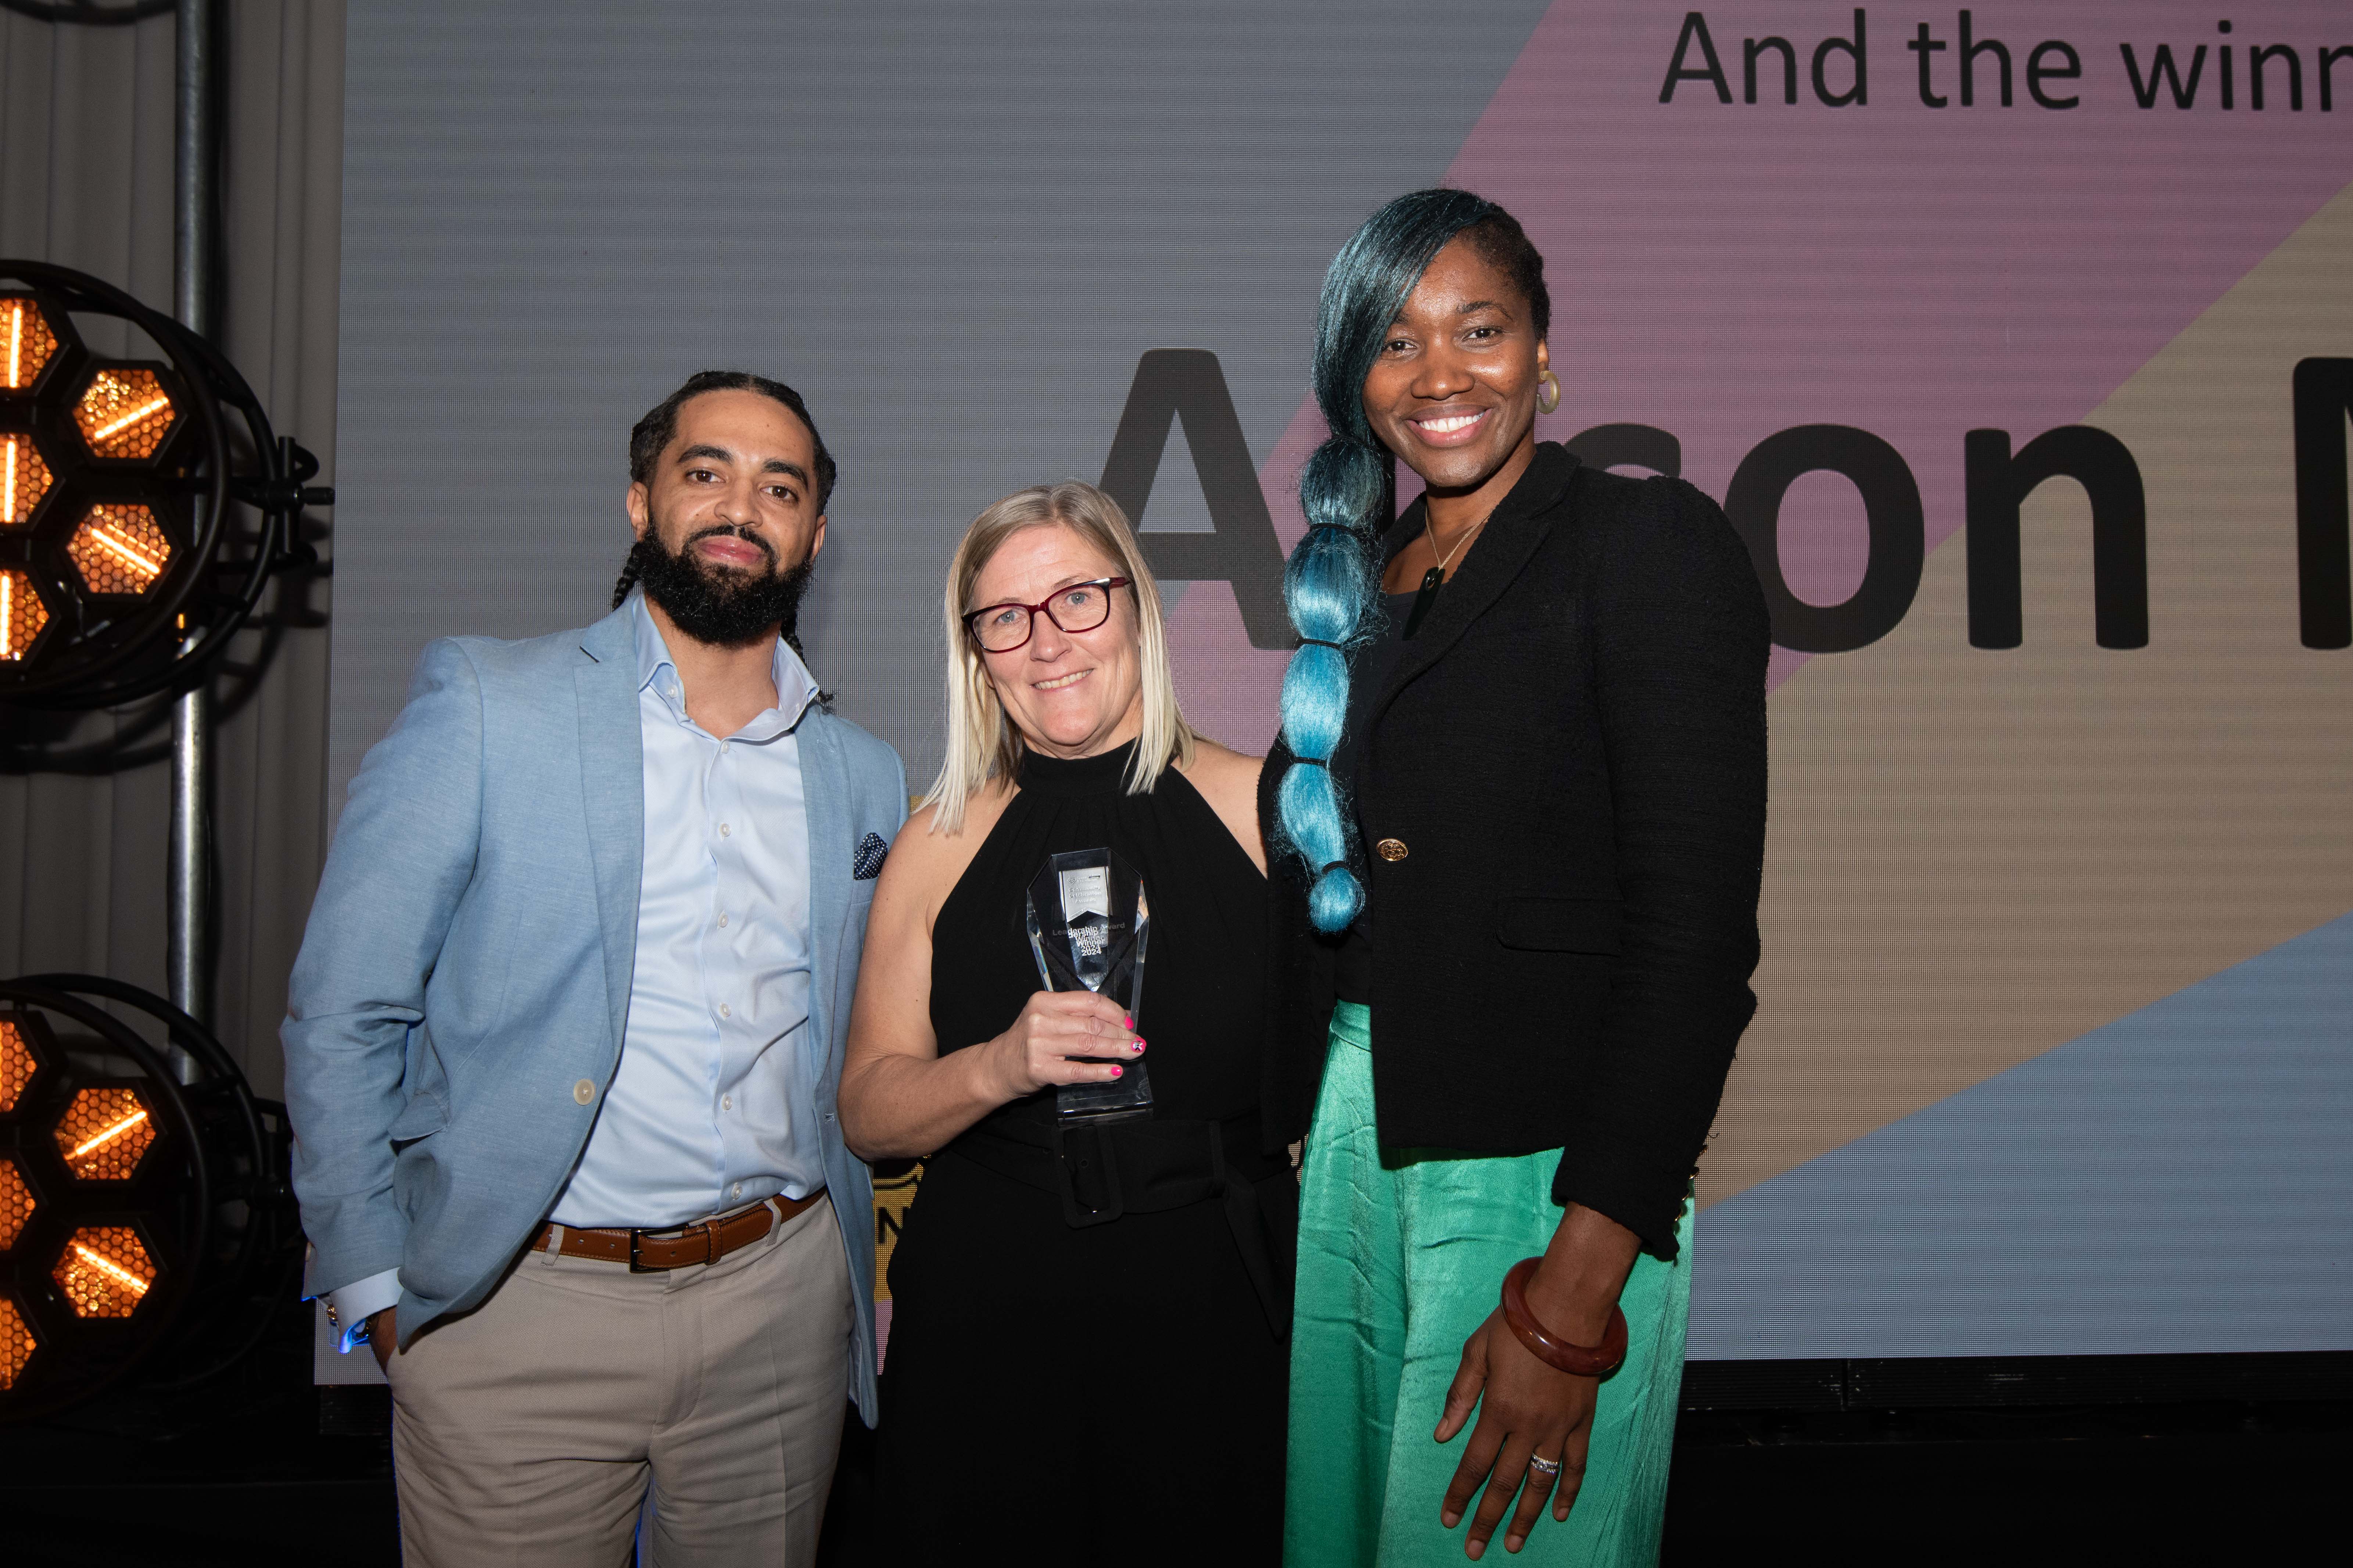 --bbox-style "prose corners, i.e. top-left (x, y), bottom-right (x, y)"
top-left (54, 1224), bottom-right (156, 1318)
top-left (0, 979), bottom-right (295, 1422)
top-left (0, 1158), bottom-right (32, 1249)
top-left (54, 1087), bottom-right (157, 1181)
top-left (65, 504), bottom-right (171, 598)
top-left (72, 366), bottom-right (178, 462)
top-left (0, 1298), bottom-right (31, 1392)
top-left (1, 295), bottom-right (60, 392)
top-left (2, 433), bottom-right (55, 526)
top-left (0, 1014), bottom-right (44, 1110)
top-left (0, 567), bottom-right (50, 663)
top-left (0, 262), bottom-right (329, 708)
